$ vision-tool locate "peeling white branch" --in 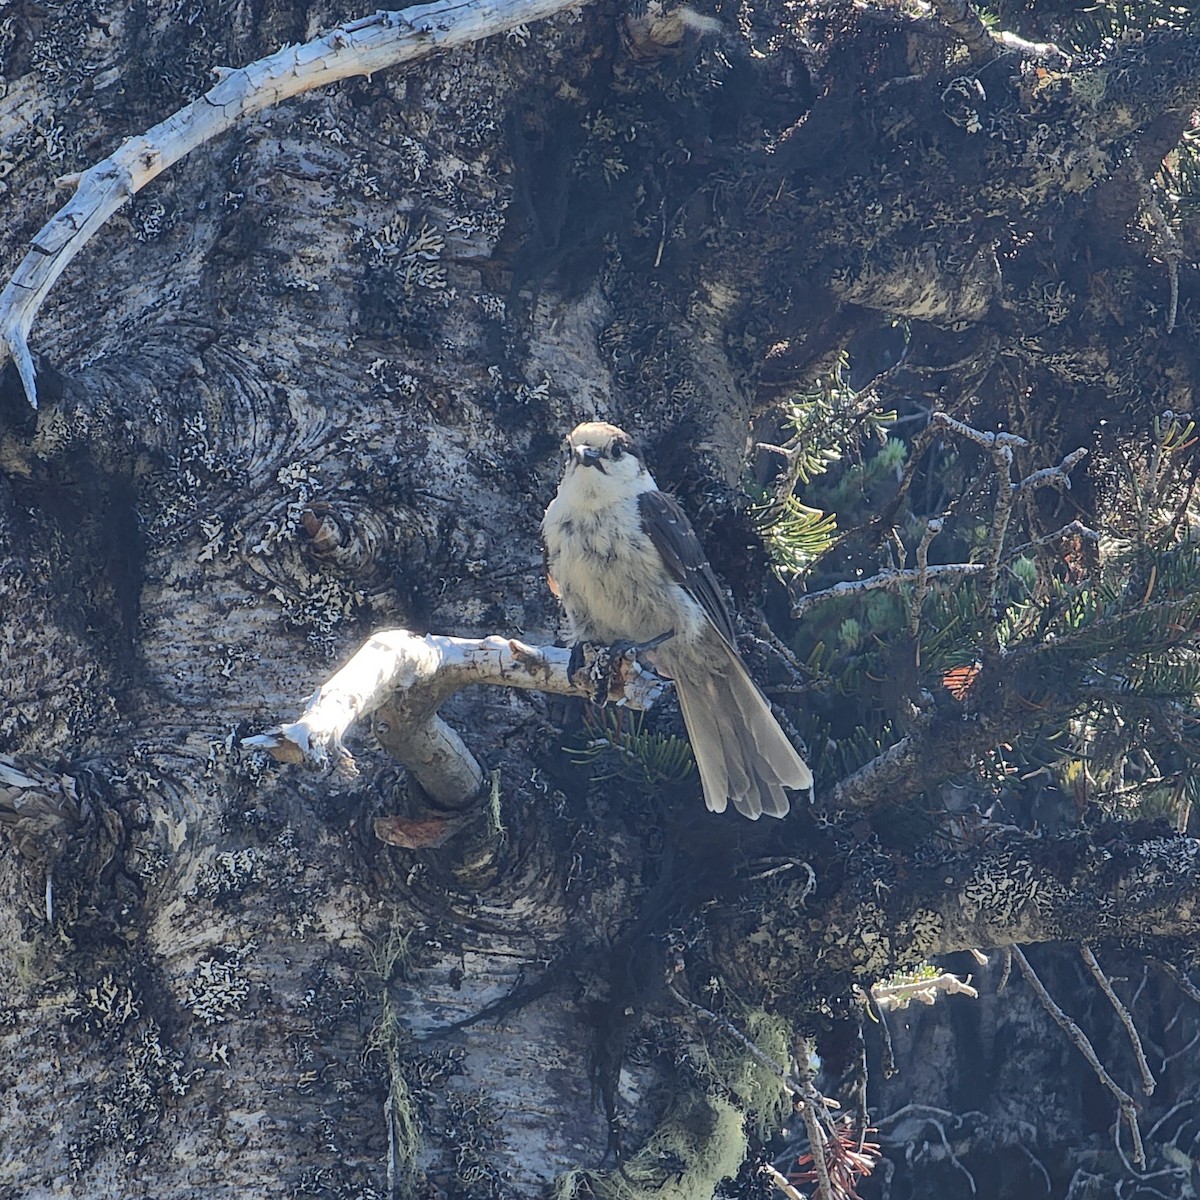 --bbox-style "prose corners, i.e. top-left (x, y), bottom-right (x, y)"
top-left (0, 0), bottom-right (592, 407)
top-left (242, 629), bottom-right (664, 808)
top-left (871, 971), bottom-right (978, 1012)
